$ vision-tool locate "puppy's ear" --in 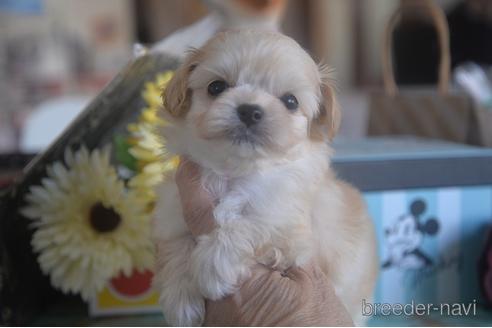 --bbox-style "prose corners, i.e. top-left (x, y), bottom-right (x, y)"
top-left (162, 50), bottom-right (200, 118)
top-left (310, 66), bottom-right (341, 141)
